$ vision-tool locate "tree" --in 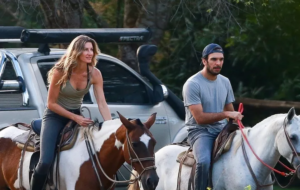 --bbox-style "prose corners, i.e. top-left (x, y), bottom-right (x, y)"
top-left (39, 0), bottom-right (84, 28)
top-left (119, 0), bottom-right (175, 72)
top-left (0, 0), bottom-right (108, 29)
